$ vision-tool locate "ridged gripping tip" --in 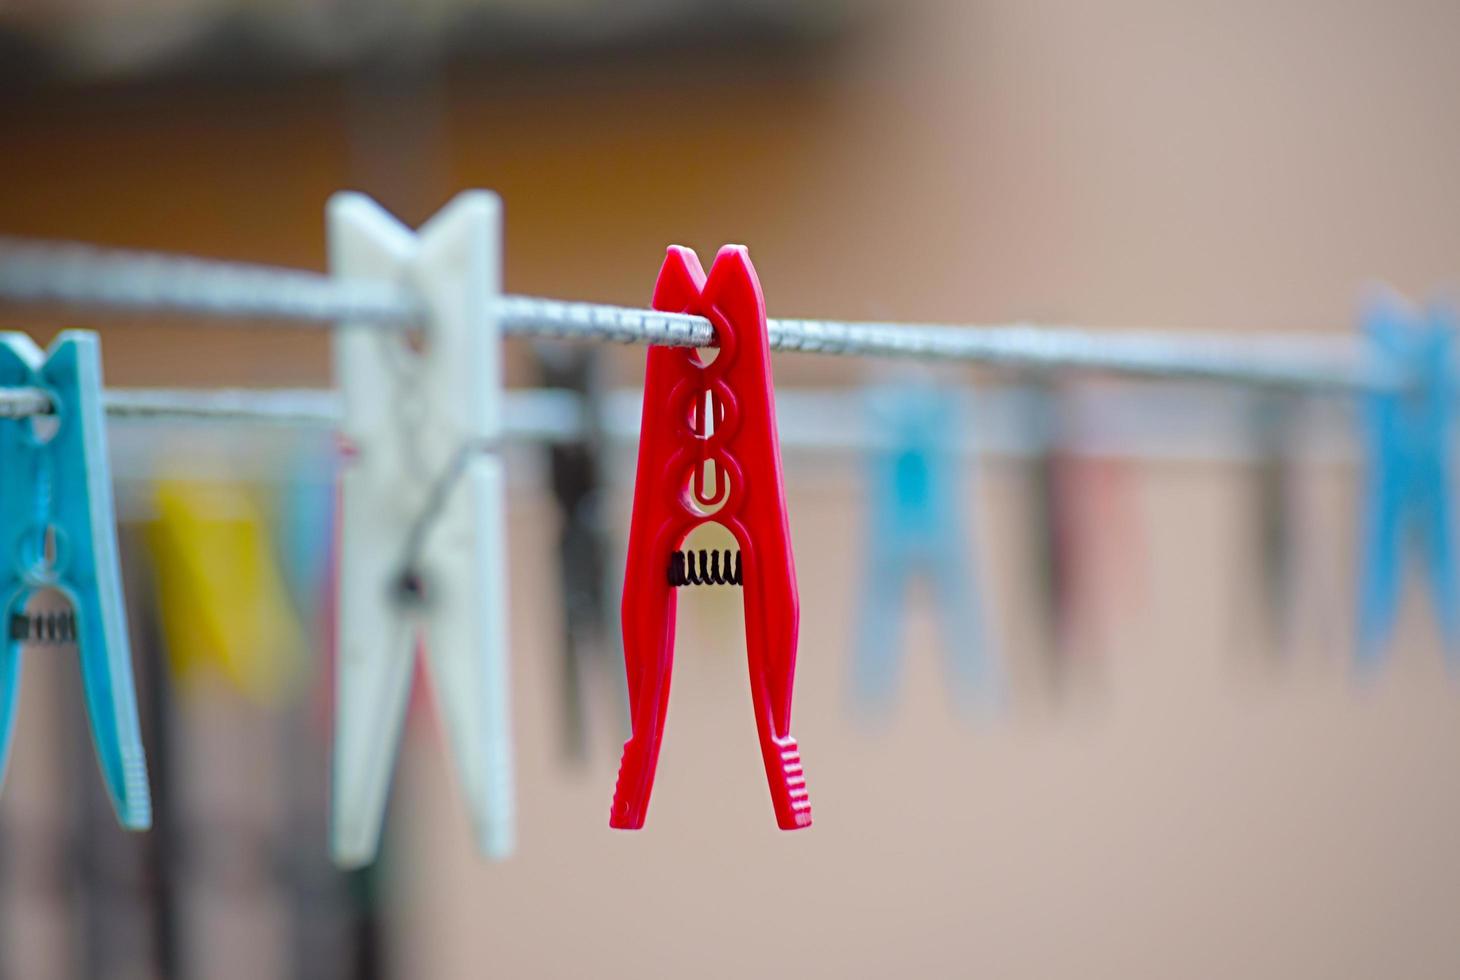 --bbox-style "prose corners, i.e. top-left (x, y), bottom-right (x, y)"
top-left (120, 746), bottom-right (153, 830)
top-left (773, 740), bottom-right (812, 830)
top-left (609, 739), bottom-right (649, 830)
